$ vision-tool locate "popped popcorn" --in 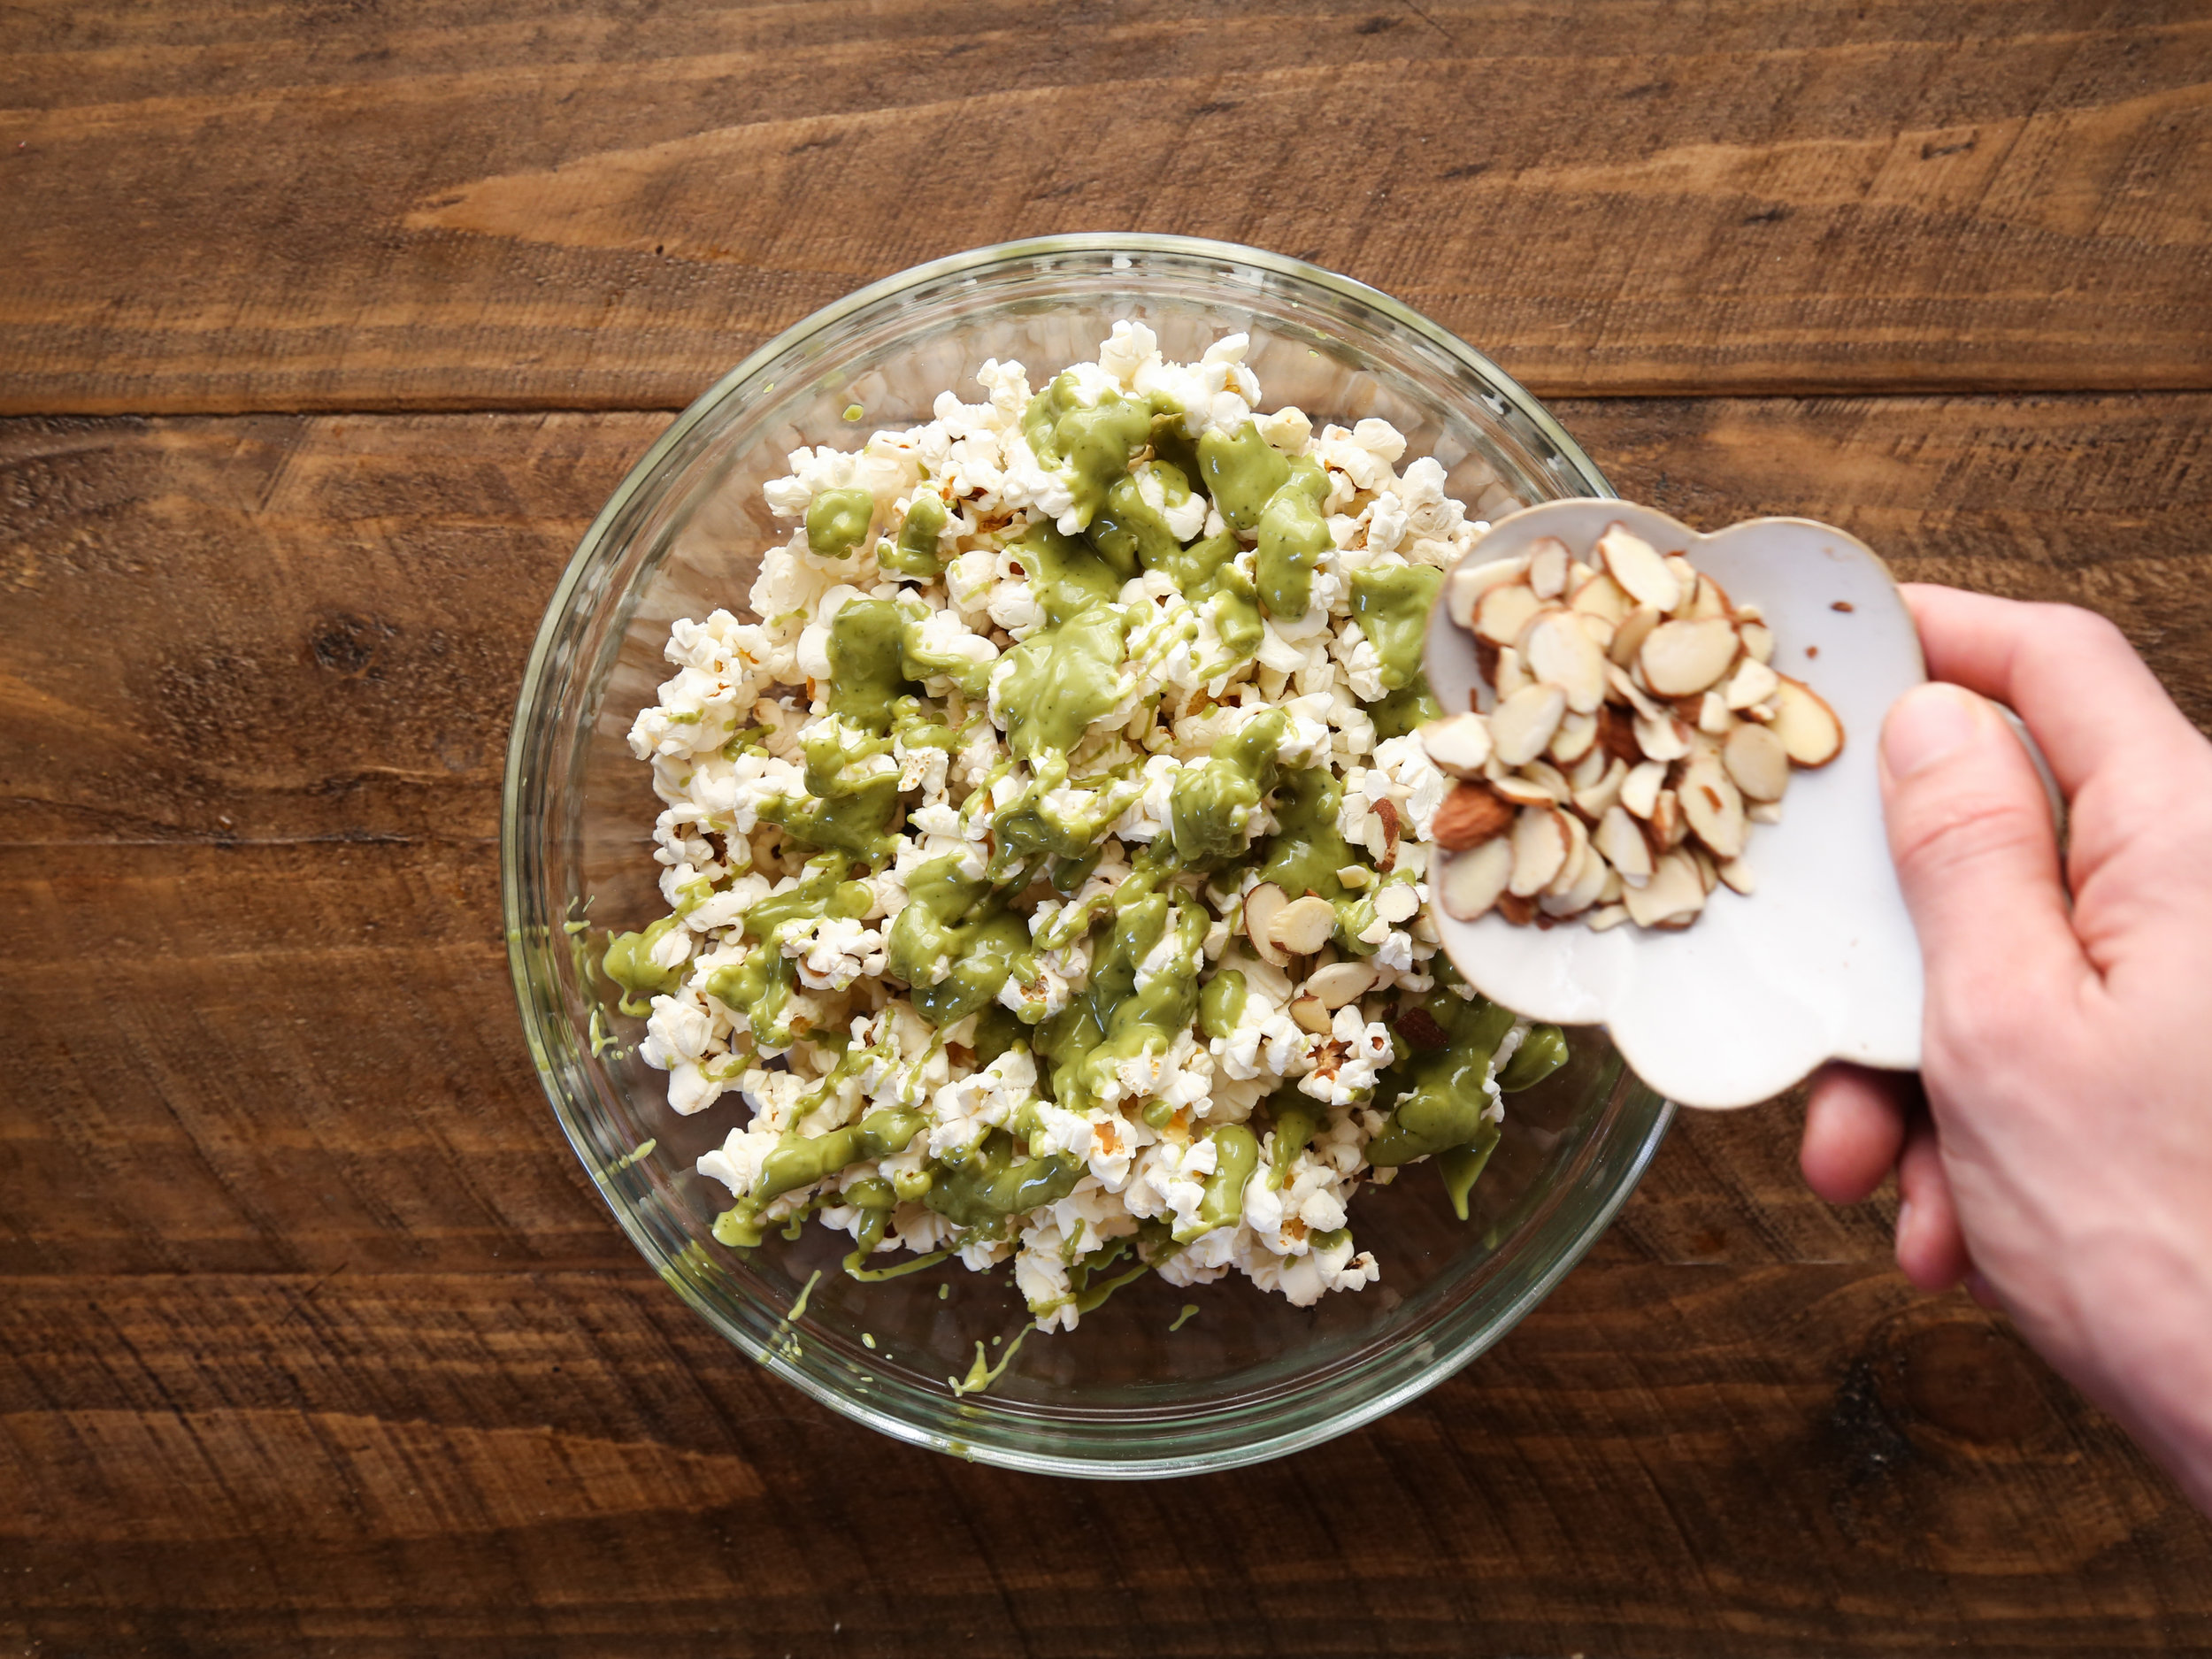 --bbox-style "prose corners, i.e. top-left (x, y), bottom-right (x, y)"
top-left (597, 325), bottom-right (1573, 1366)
